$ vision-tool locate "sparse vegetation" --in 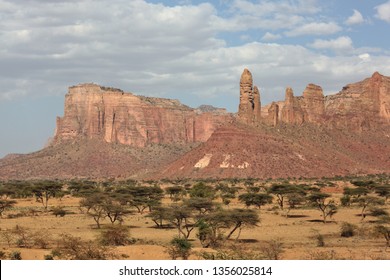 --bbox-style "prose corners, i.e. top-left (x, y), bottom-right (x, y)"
top-left (0, 175), bottom-right (389, 260)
